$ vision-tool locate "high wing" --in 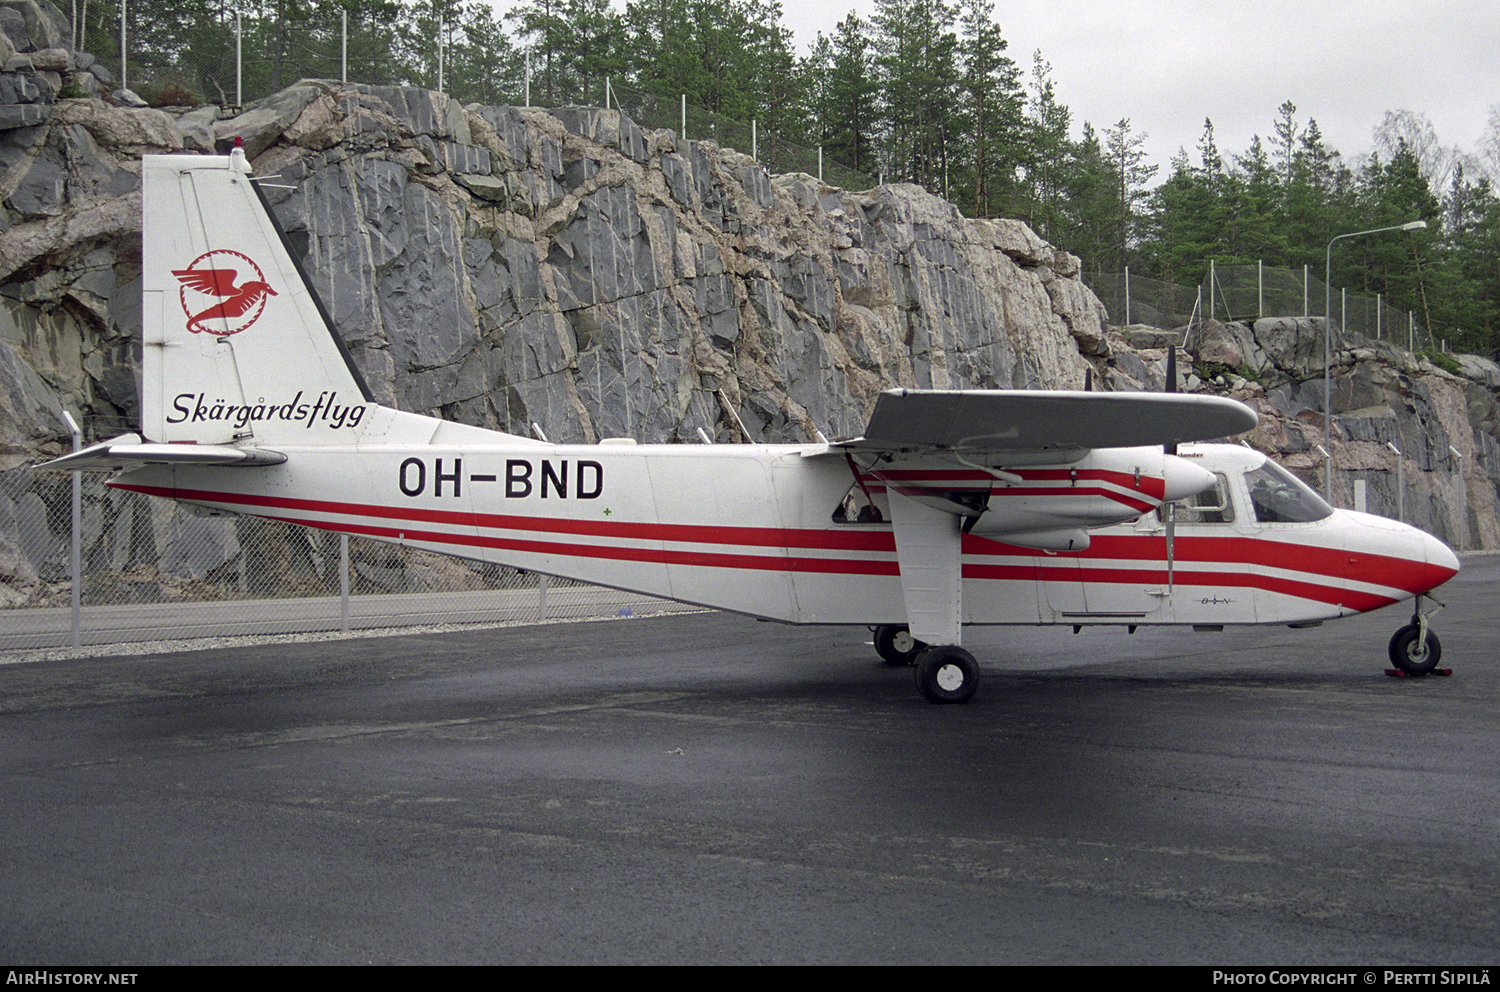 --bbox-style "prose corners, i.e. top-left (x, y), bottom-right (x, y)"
top-left (828, 388), bottom-right (1259, 651)
top-left (838, 388), bottom-right (1258, 454)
